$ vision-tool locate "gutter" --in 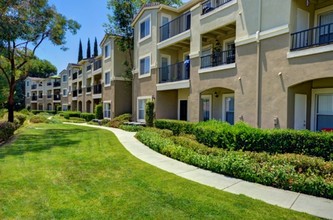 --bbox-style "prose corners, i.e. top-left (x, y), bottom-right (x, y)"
top-left (256, 0), bottom-right (262, 128)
